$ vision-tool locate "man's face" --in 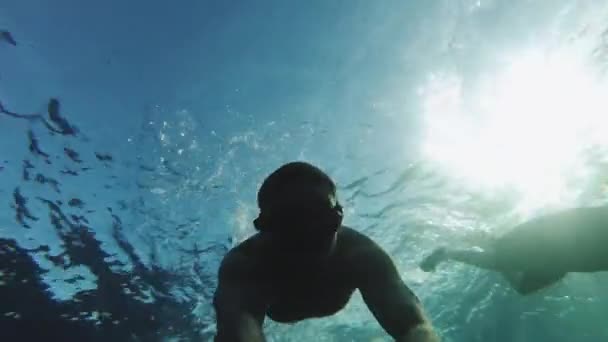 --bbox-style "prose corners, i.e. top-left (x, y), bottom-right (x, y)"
top-left (264, 184), bottom-right (343, 259)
